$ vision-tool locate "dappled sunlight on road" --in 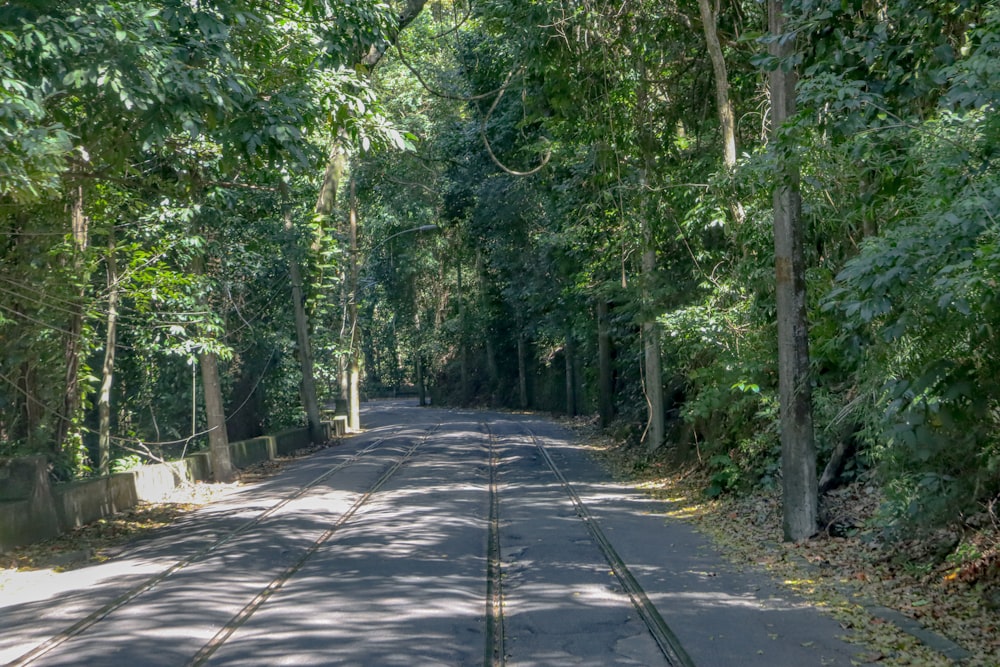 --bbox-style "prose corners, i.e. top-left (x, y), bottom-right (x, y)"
top-left (0, 402), bottom-right (864, 667)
